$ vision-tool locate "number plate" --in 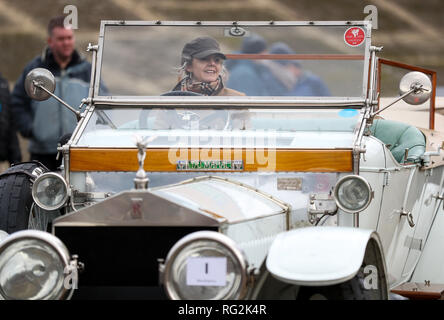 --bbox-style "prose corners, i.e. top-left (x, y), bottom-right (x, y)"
top-left (186, 257), bottom-right (227, 286)
top-left (177, 160), bottom-right (243, 171)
